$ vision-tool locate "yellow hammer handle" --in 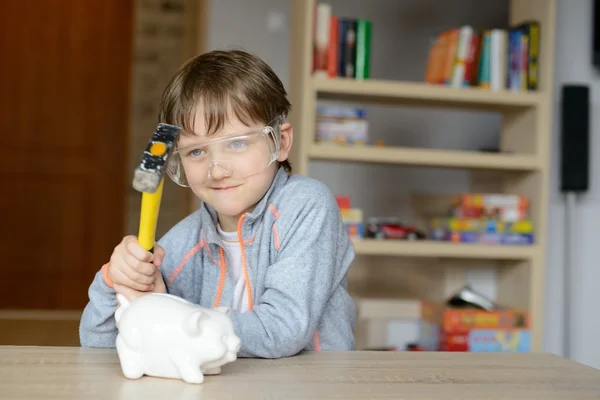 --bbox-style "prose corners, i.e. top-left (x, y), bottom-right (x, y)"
top-left (138, 178), bottom-right (164, 252)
